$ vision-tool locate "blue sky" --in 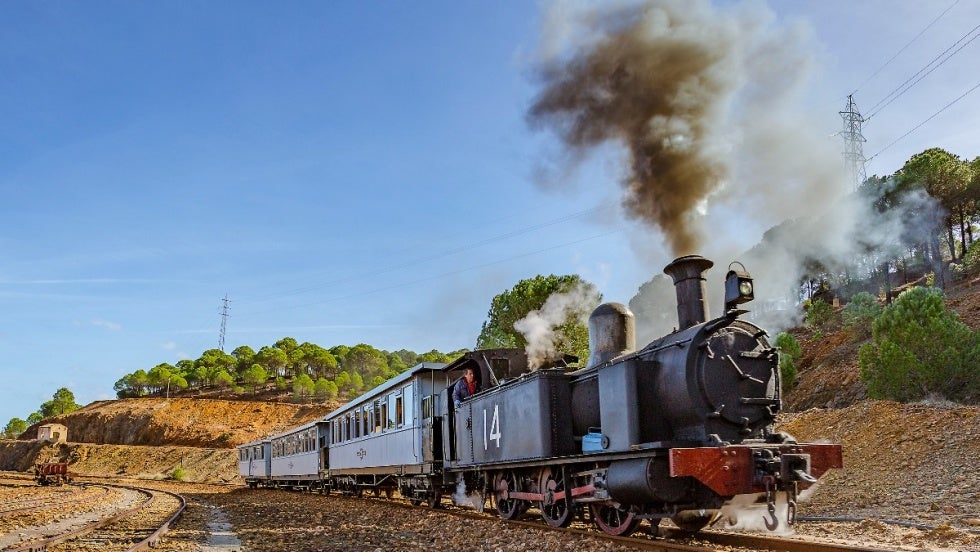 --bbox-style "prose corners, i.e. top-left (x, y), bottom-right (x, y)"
top-left (2, 1), bottom-right (979, 424)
